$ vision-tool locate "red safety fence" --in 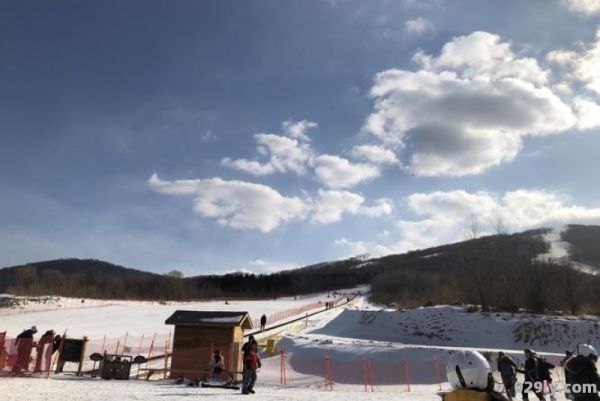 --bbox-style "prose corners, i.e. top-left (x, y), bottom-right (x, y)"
top-left (257, 349), bottom-right (569, 393)
top-left (0, 334), bottom-right (55, 377)
top-left (251, 296), bottom-right (348, 329)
